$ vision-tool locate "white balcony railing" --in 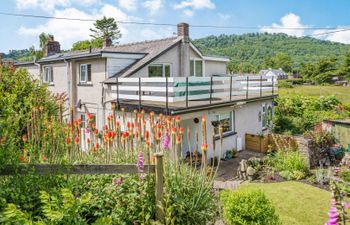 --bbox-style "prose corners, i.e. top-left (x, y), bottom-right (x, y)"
top-left (109, 75), bottom-right (277, 110)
